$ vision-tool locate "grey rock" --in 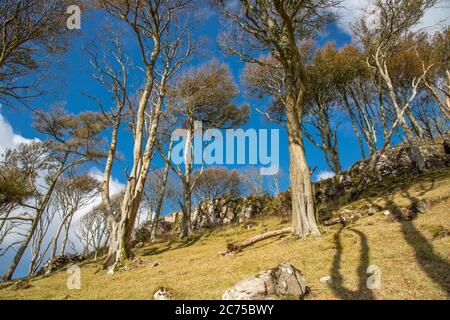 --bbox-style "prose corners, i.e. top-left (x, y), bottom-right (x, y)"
top-left (413, 199), bottom-right (432, 214)
top-left (339, 174), bottom-right (353, 187)
top-left (132, 257), bottom-right (143, 267)
top-left (12, 280), bottom-right (32, 290)
top-left (222, 262), bottom-right (307, 300)
top-left (135, 242), bottom-right (144, 248)
top-left (153, 288), bottom-right (173, 300)
top-left (367, 204), bottom-right (382, 215)
top-left (320, 276), bottom-right (331, 283)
